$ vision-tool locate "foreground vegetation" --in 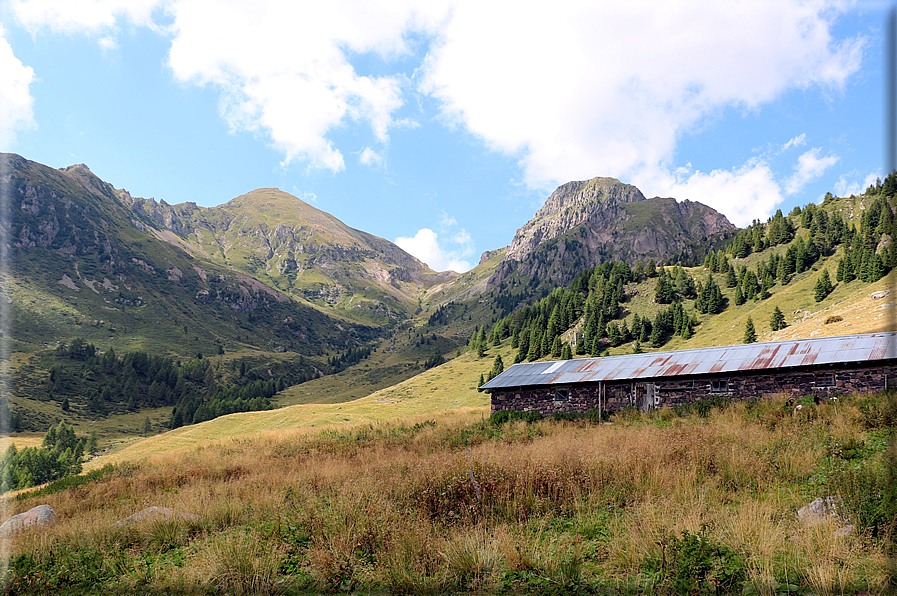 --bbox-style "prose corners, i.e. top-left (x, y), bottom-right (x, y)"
top-left (4, 391), bottom-right (895, 594)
